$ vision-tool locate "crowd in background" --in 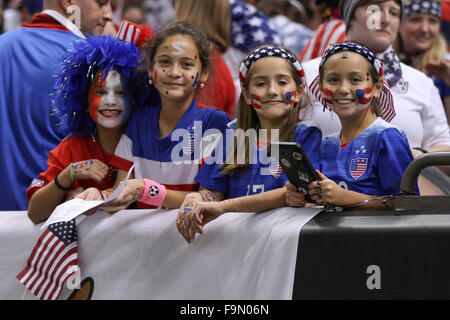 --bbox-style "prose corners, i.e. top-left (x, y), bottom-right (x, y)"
top-left (0, 0), bottom-right (449, 216)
